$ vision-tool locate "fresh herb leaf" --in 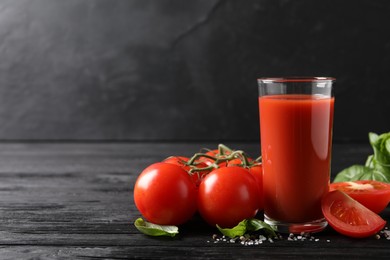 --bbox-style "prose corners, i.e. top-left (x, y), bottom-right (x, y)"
top-left (246, 218), bottom-right (277, 237)
top-left (370, 132), bottom-right (390, 165)
top-left (134, 218), bottom-right (179, 237)
top-left (369, 132), bottom-right (379, 145)
top-left (365, 155), bottom-right (374, 168)
top-left (216, 218), bottom-right (276, 238)
top-left (334, 165), bottom-right (375, 182)
top-left (217, 219), bottom-right (248, 238)
top-left (334, 164), bottom-right (390, 183)
top-left (333, 132), bottom-right (390, 183)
